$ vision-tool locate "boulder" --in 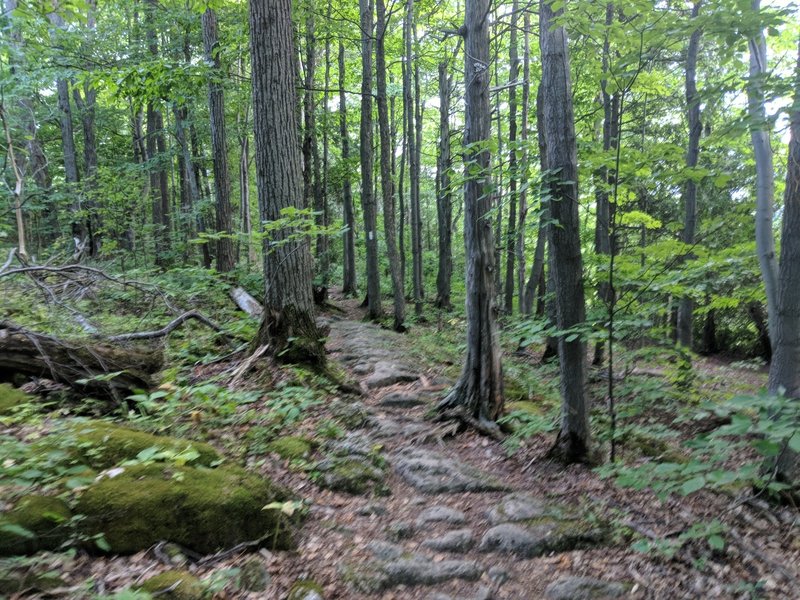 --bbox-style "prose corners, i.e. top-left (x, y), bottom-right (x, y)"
top-left (136, 570), bottom-right (206, 600)
top-left (0, 495), bottom-right (72, 556)
top-left (265, 436), bottom-right (314, 460)
top-left (544, 576), bottom-right (628, 599)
